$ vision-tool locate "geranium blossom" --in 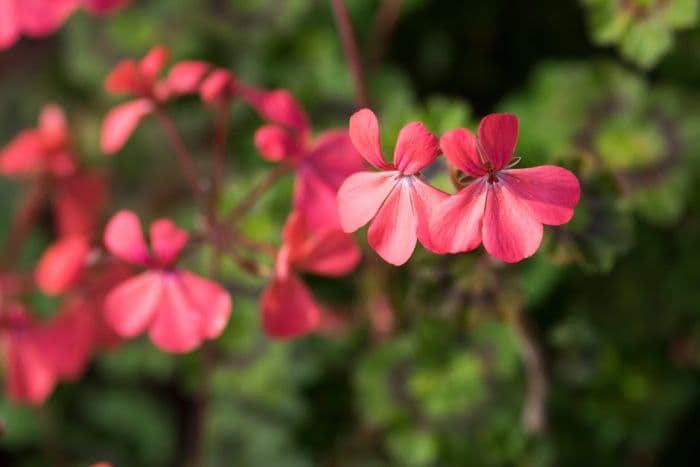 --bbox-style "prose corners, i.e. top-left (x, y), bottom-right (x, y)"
top-left (247, 88), bottom-right (364, 231)
top-left (103, 210), bottom-right (232, 353)
top-left (430, 113), bottom-right (581, 262)
top-left (101, 45), bottom-right (210, 154)
top-left (336, 108), bottom-right (448, 265)
top-left (262, 212), bottom-right (360, 339)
